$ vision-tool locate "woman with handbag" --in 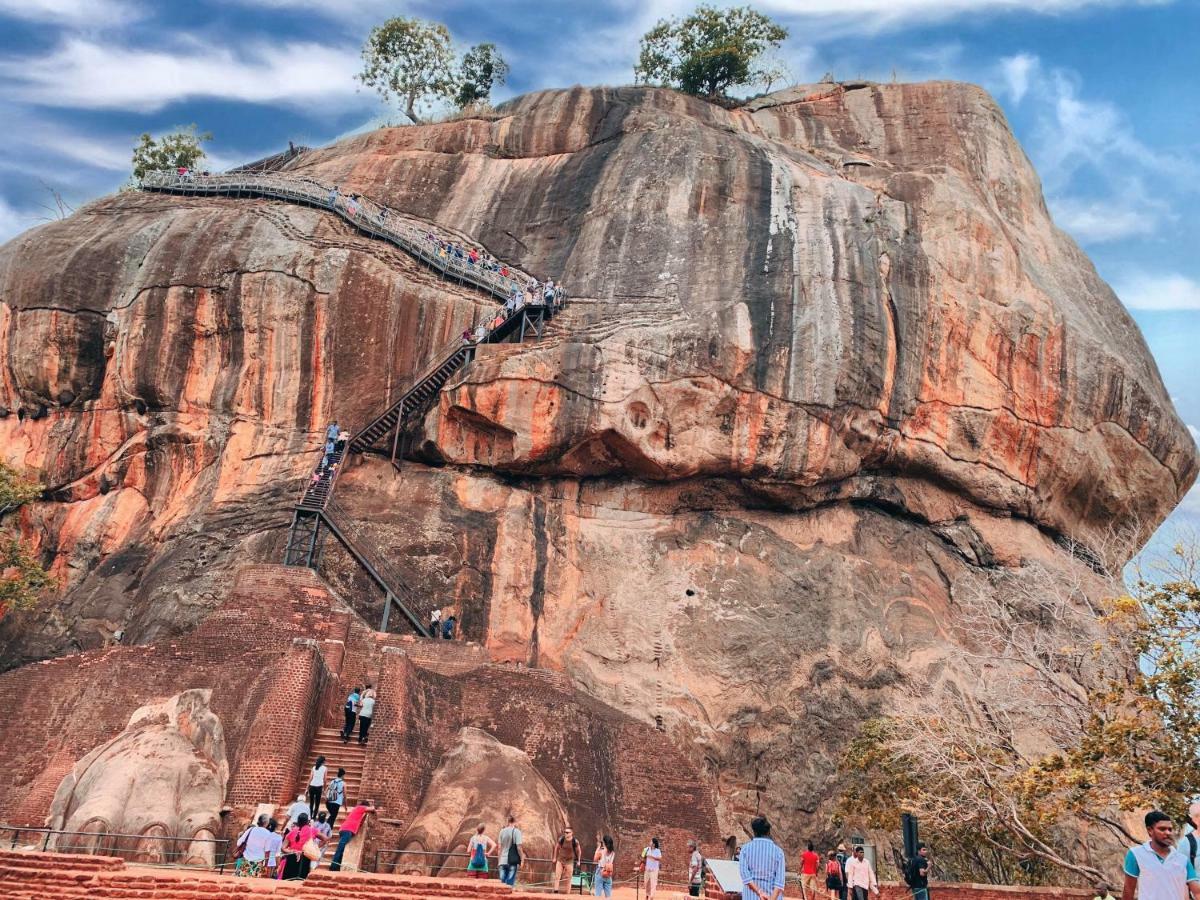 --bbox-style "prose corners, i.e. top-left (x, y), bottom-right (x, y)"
top-left (279, 812), bottom-right (324, 881)
top-left (593, 835), bottom-right (616, 898)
